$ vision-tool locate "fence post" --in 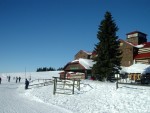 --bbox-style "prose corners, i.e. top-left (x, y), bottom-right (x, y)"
top-left (116, 74), bottom-right (118, 89)
top-left (53, 78), bottom-right (56, 95)
top-left (63, 80), bottom-right (66, 89)
top-left (78, 79), bottom-right (80, 91)
top-left (53, 77), bottom-right (58, 95)
top-left (72, 79), bottom-right (75, 94)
